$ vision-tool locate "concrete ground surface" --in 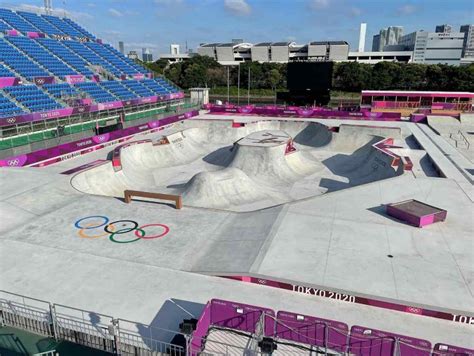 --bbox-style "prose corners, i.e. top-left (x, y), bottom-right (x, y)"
top-left (0, 114), bottom-right (473, 349)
